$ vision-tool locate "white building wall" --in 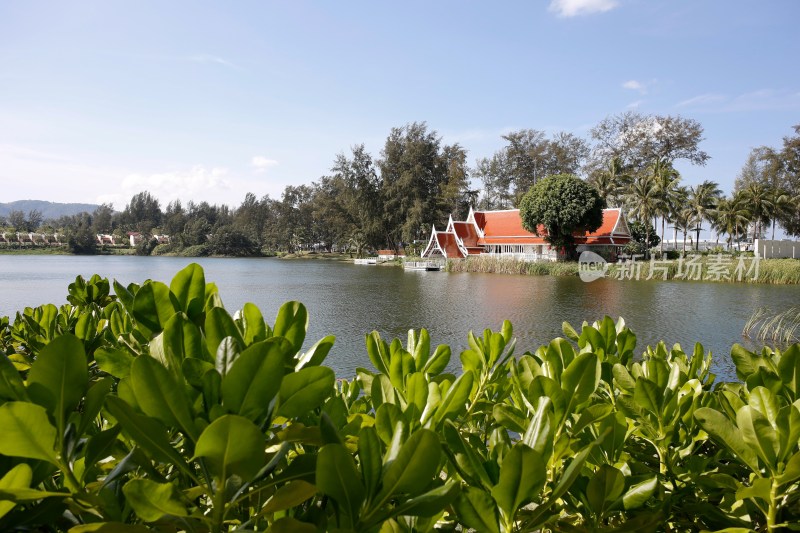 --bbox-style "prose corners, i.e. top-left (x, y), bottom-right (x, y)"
top-left (755, 239), bottom-right (800, 259)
